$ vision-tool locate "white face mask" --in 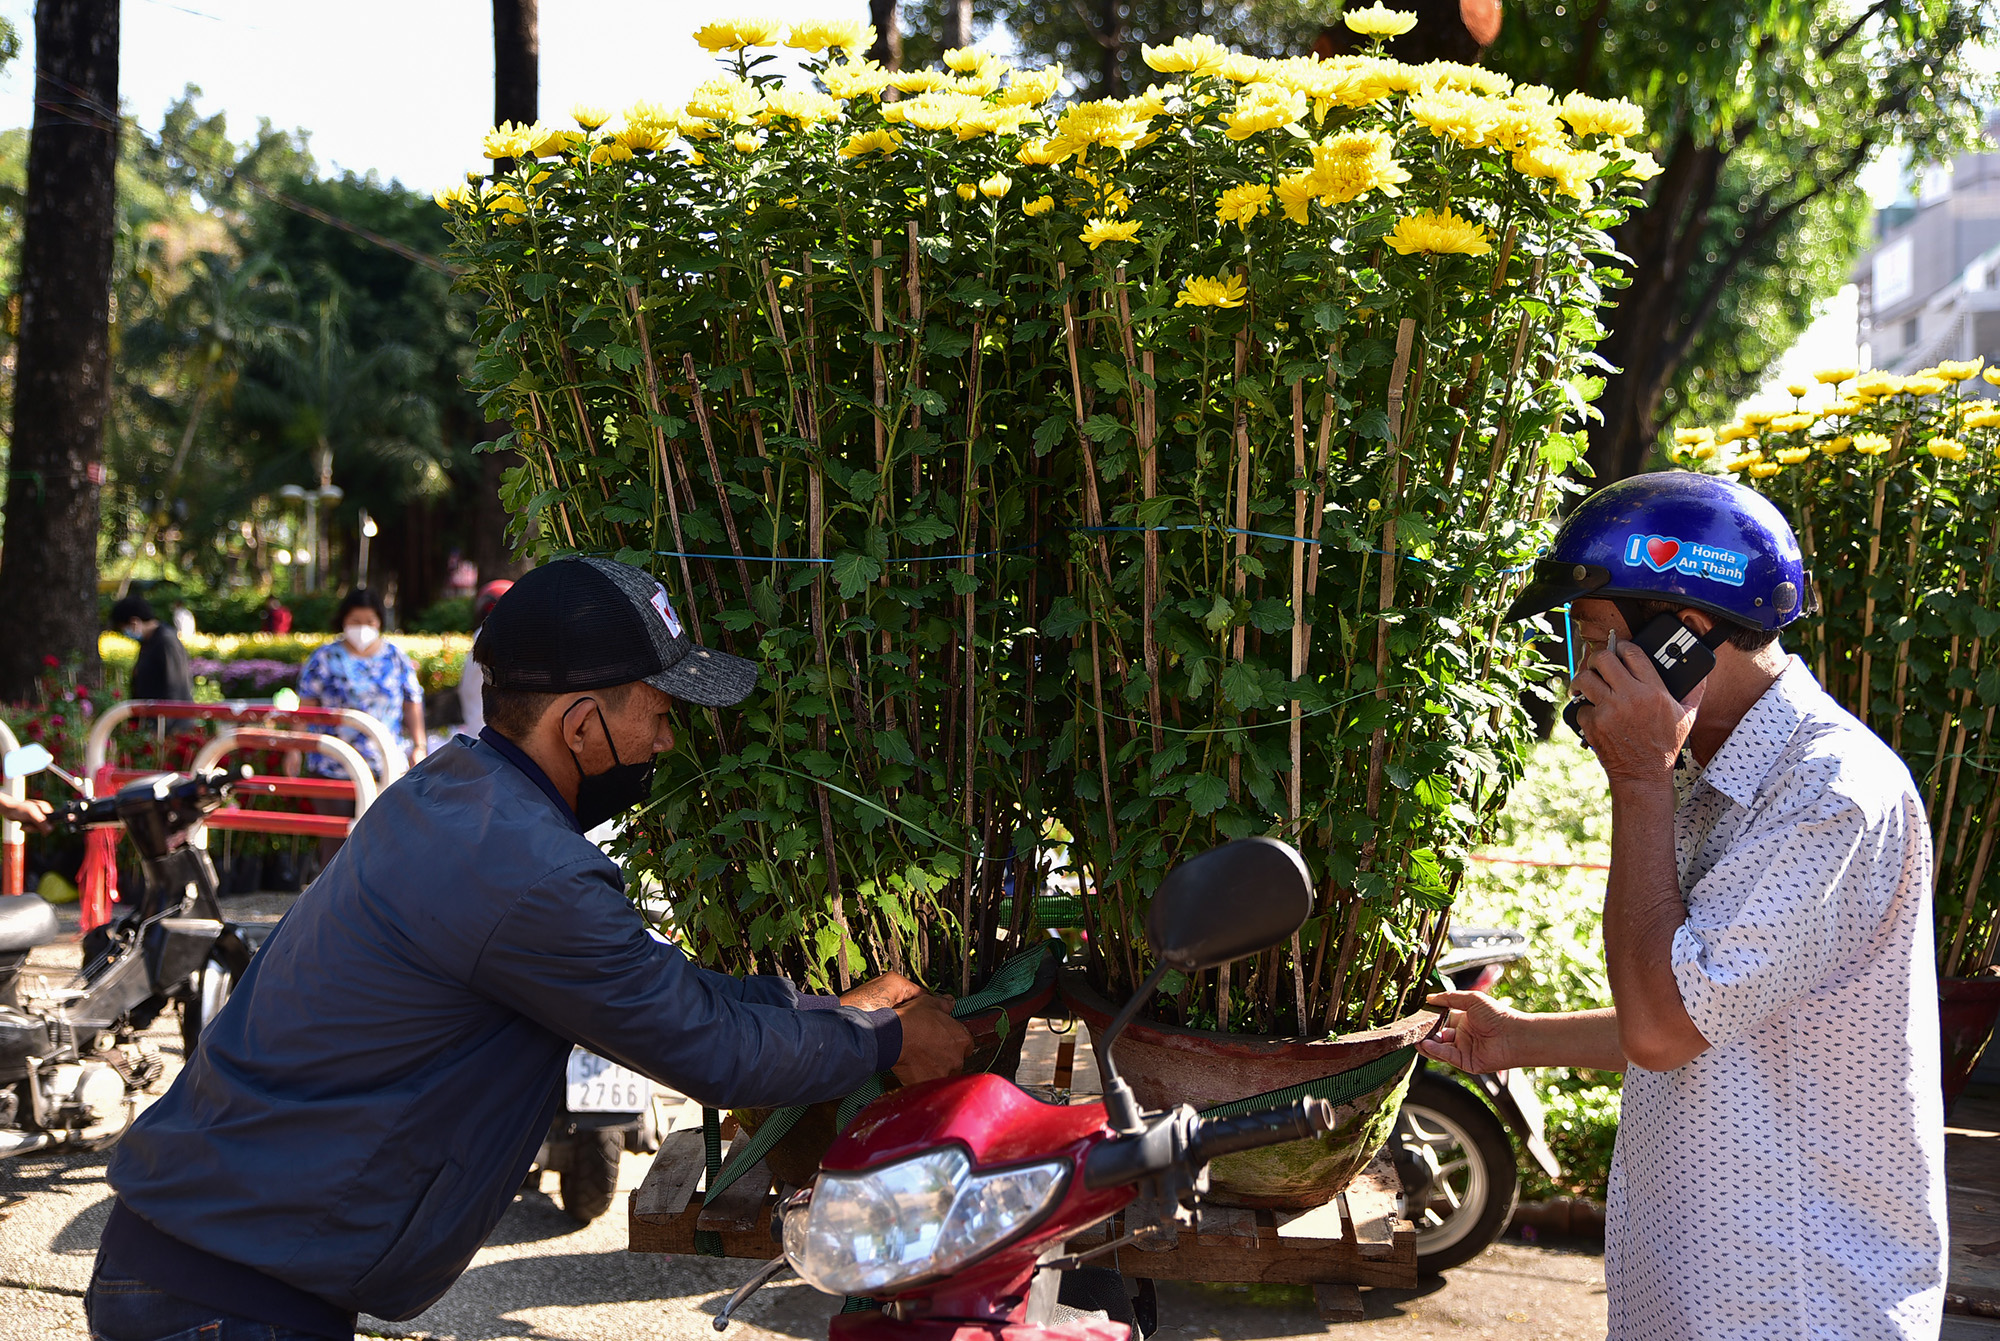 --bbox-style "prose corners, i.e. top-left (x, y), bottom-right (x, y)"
top-left (343, 623), bottom-right (380, 652)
